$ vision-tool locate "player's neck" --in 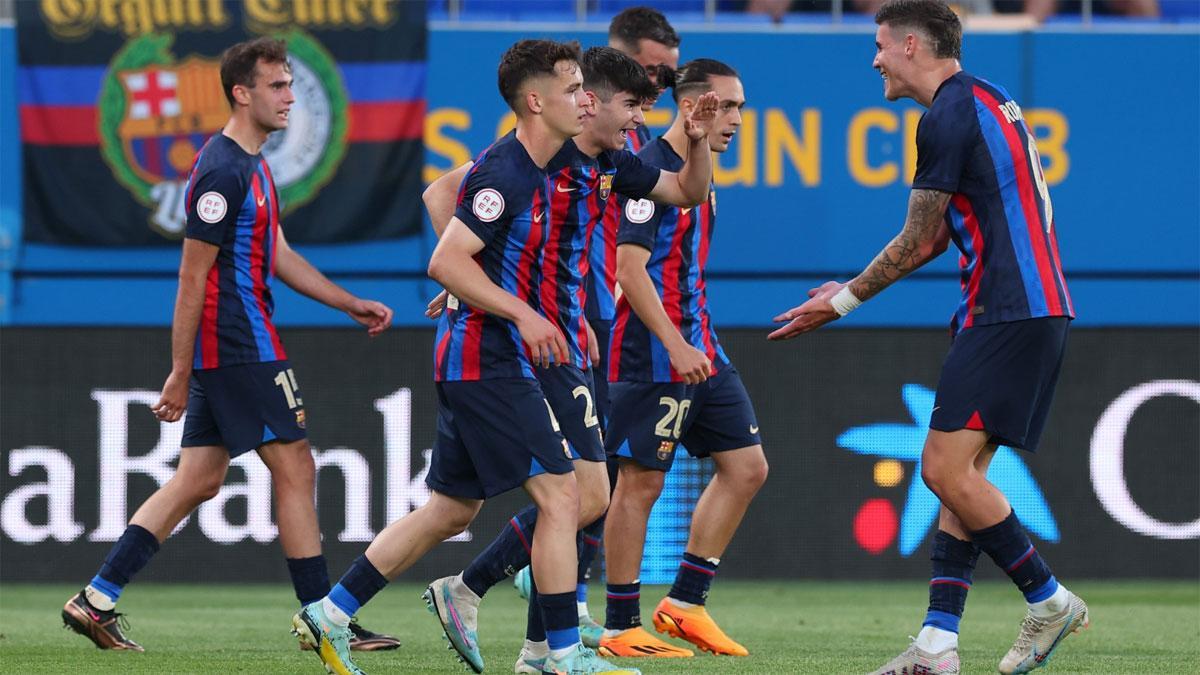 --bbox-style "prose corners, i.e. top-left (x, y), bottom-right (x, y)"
top-left (515, 122), bottom-right (568, 169)
top-left (574, 133), bottom-right (604, 159)
top-left (662, 119), bottom-right (690, 160)
top-left (223, 113), bottom-right (272, 155)
top-left (914, 61), bottom-right (962, 108)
